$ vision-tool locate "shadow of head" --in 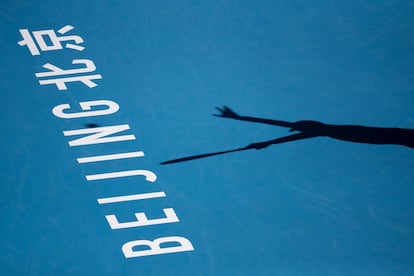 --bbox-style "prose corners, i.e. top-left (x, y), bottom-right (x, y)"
top-left (289, 120), bottom-right (326, 134)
